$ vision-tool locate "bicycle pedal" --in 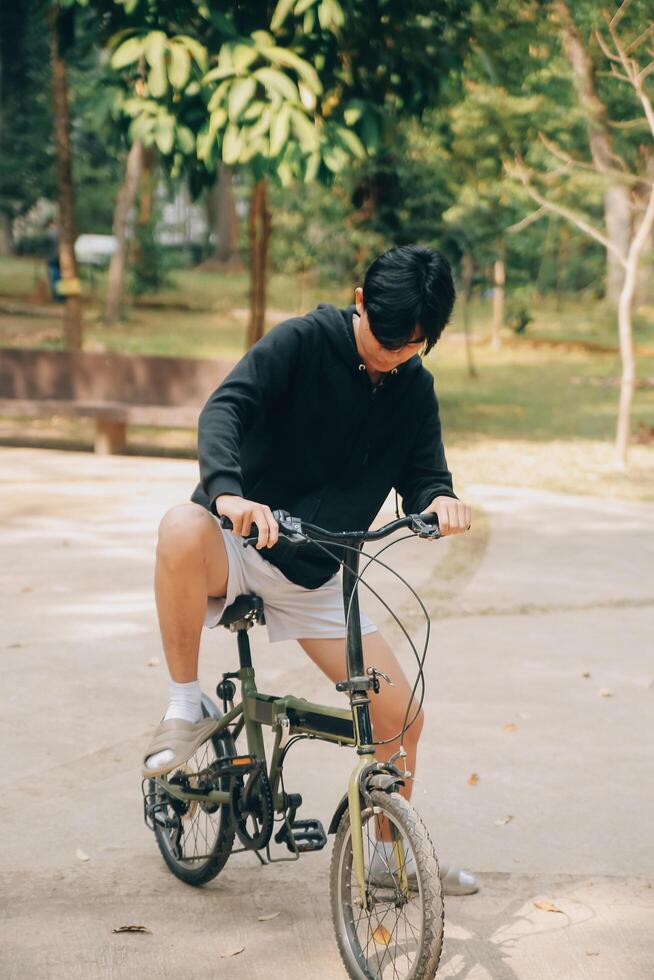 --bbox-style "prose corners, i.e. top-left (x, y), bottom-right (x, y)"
top-left (276, 817), bottom-right (327, 854)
